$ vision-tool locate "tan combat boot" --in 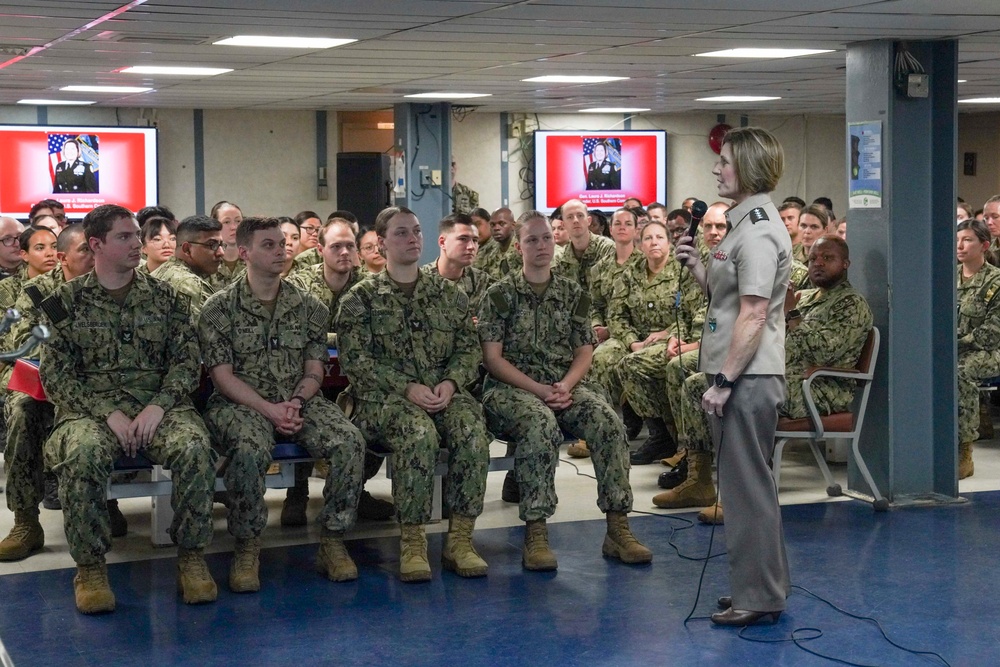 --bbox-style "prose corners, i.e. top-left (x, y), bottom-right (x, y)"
top-left (229, 537), bottom-right (261, 593)
top-left (522, 519), bottom-right (558, 571)
top-left (697, 502), bottom-right (724, 525)
top-left (0, 509), bottom-right (44, 561)
top-left (442, 515), bottom-right (488, 578)
top-left (652, 450), bottom-right (717, 509)
top-left (316, 532), bottom-right (358, 582)
top-left (399, 524), bottom-right (431, 583)
top-left (959, 442), bottom-right (975, 479)
top-left (74, 562), bottom-right (116, 614)
top-left (177, 547), bottom-right (217, 604)
top-left (603, 511), bottom-right (653, 564)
